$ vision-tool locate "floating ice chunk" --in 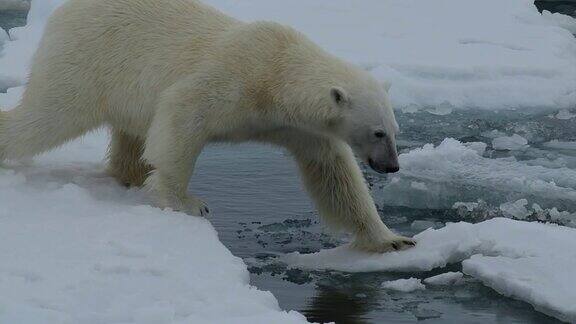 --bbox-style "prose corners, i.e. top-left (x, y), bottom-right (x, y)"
top-left (401, 104), bottom-right (419, 114)
top-left (544, 140), bottom-right (576, 151)
top-left (284, 218), bottom-right (576, 322)
top-left (548, 208), bottom-right (575, 224)
top-left (492, 134), bottom-right (528, 151)
top-left (424, 272), bottom-right (464, 286)
top-left (411, 307), bottom-right (442, 320)
top-left (382, 278), bottom-right (425, 292)
top-left (481, 129), bottom-right (507, 139)
top-left (555, 109), bottom-right (576, 120)
top-left (464, 255), bottom-right (576, 323)
top-left (452, 201), bottom-right (479, 212)
top-left (410, 181), bottom-right (428, 191)
top-left (426, 102), bottom-right (453, 116)
top-left (381, 139), bottom-right (576, 208)
top-left (410, 220), bottom-right (441, 231)
top-left (499, 199), bottom-right (529, 220)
